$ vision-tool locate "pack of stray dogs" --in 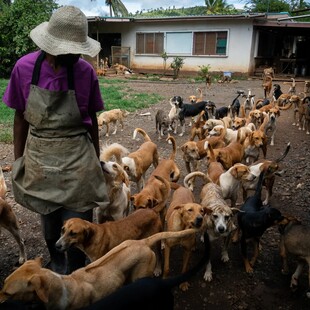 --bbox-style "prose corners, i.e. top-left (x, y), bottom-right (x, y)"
top-left (1, 83), bottom-right (310, 309)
